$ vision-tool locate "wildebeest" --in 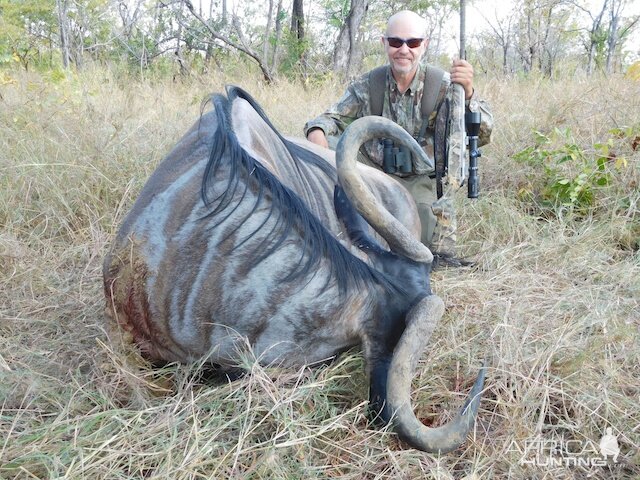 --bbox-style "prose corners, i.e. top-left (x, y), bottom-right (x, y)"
top-left (103, 86), bottom-right (485, 453)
